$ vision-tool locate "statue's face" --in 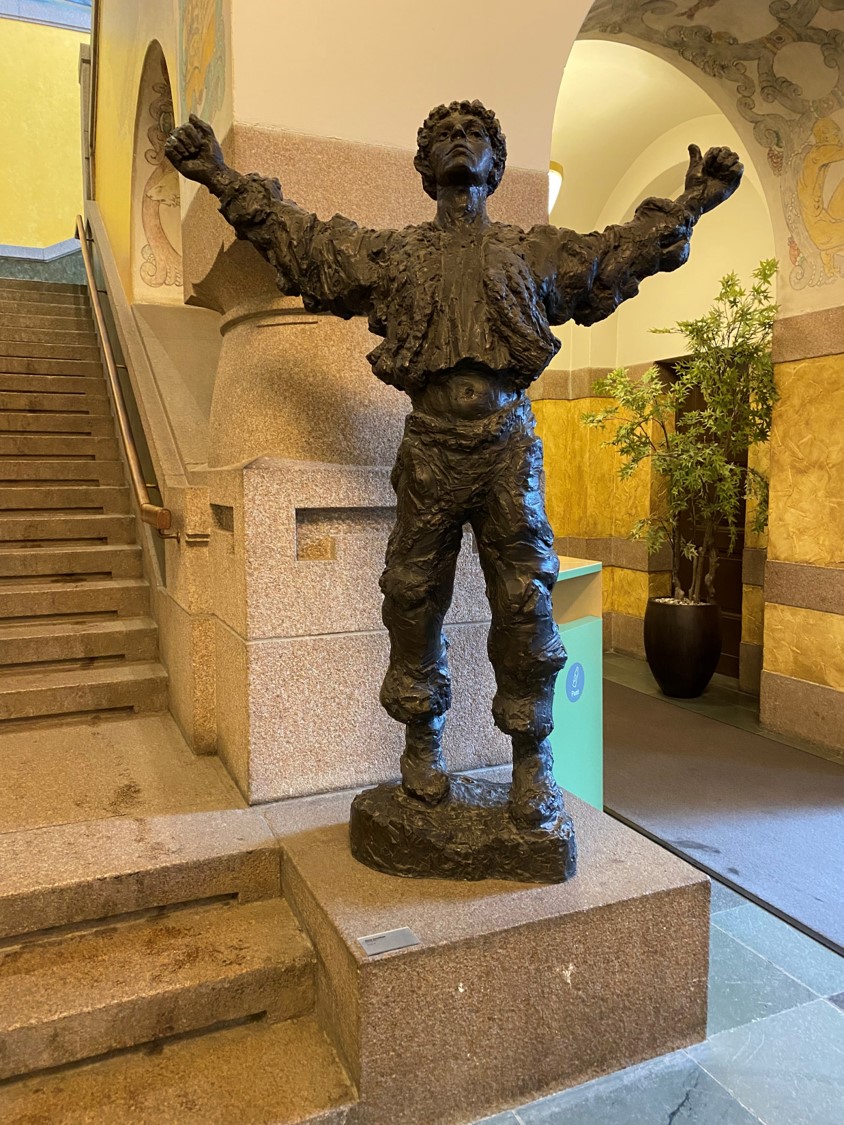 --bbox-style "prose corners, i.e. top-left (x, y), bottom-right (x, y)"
top-left (427, 112), bottom-right (494, 191)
